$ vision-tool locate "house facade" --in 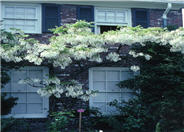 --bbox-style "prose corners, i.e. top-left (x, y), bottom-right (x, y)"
top-left (1, 0), bottom-right (184, 131)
